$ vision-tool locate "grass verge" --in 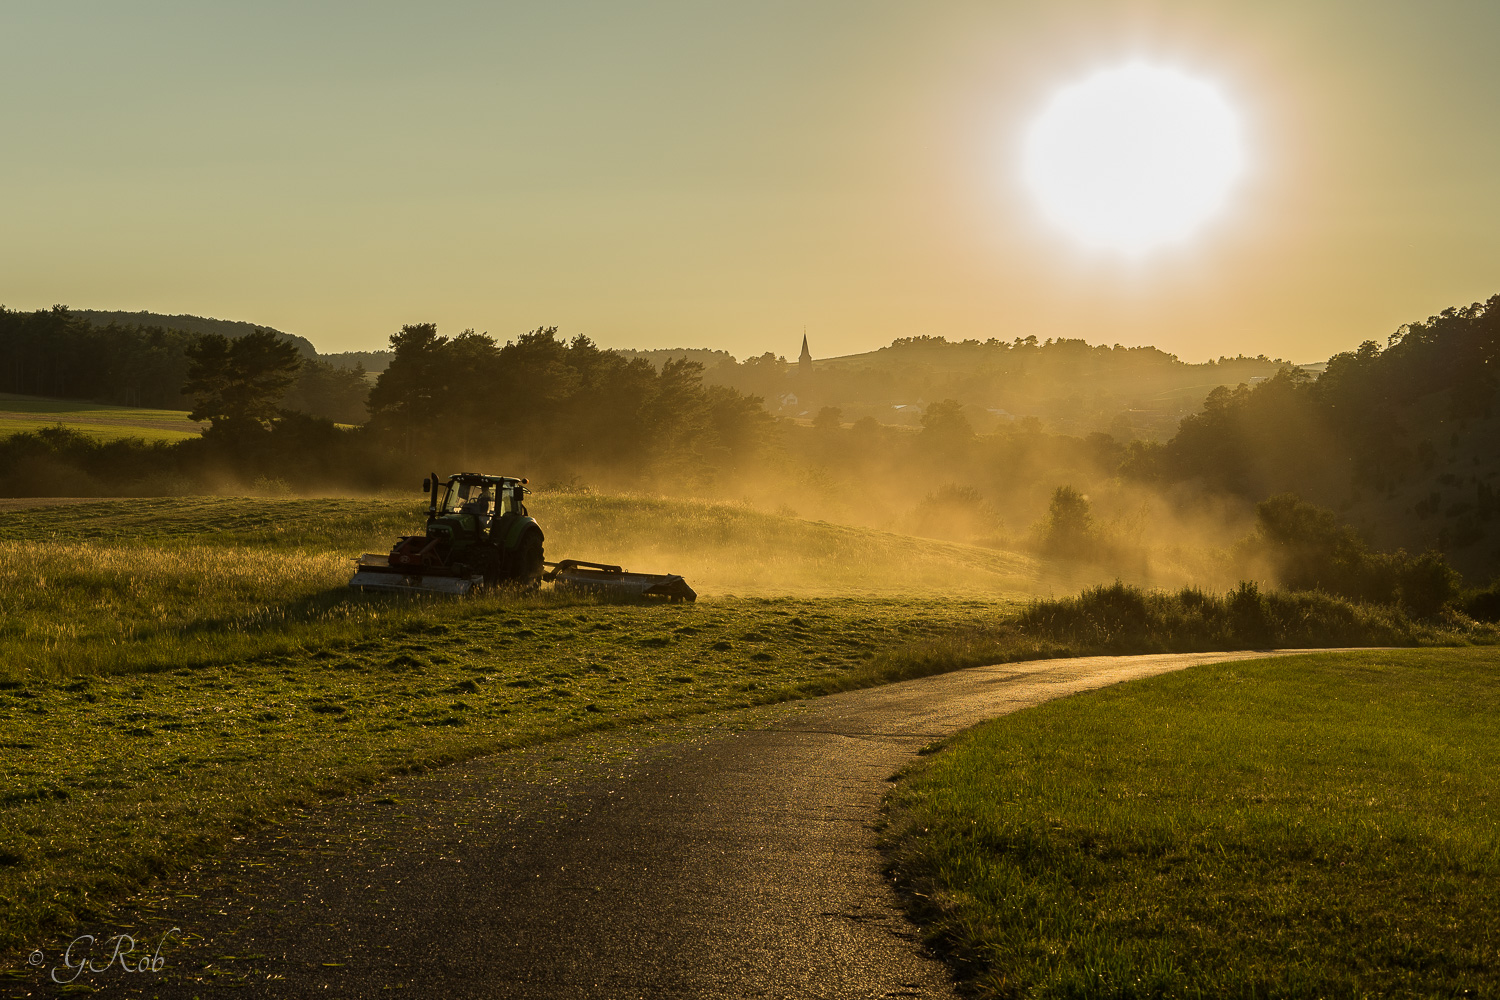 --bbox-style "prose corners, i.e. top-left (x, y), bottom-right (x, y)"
top-left (883, 647), bottom-right (1500, 998)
